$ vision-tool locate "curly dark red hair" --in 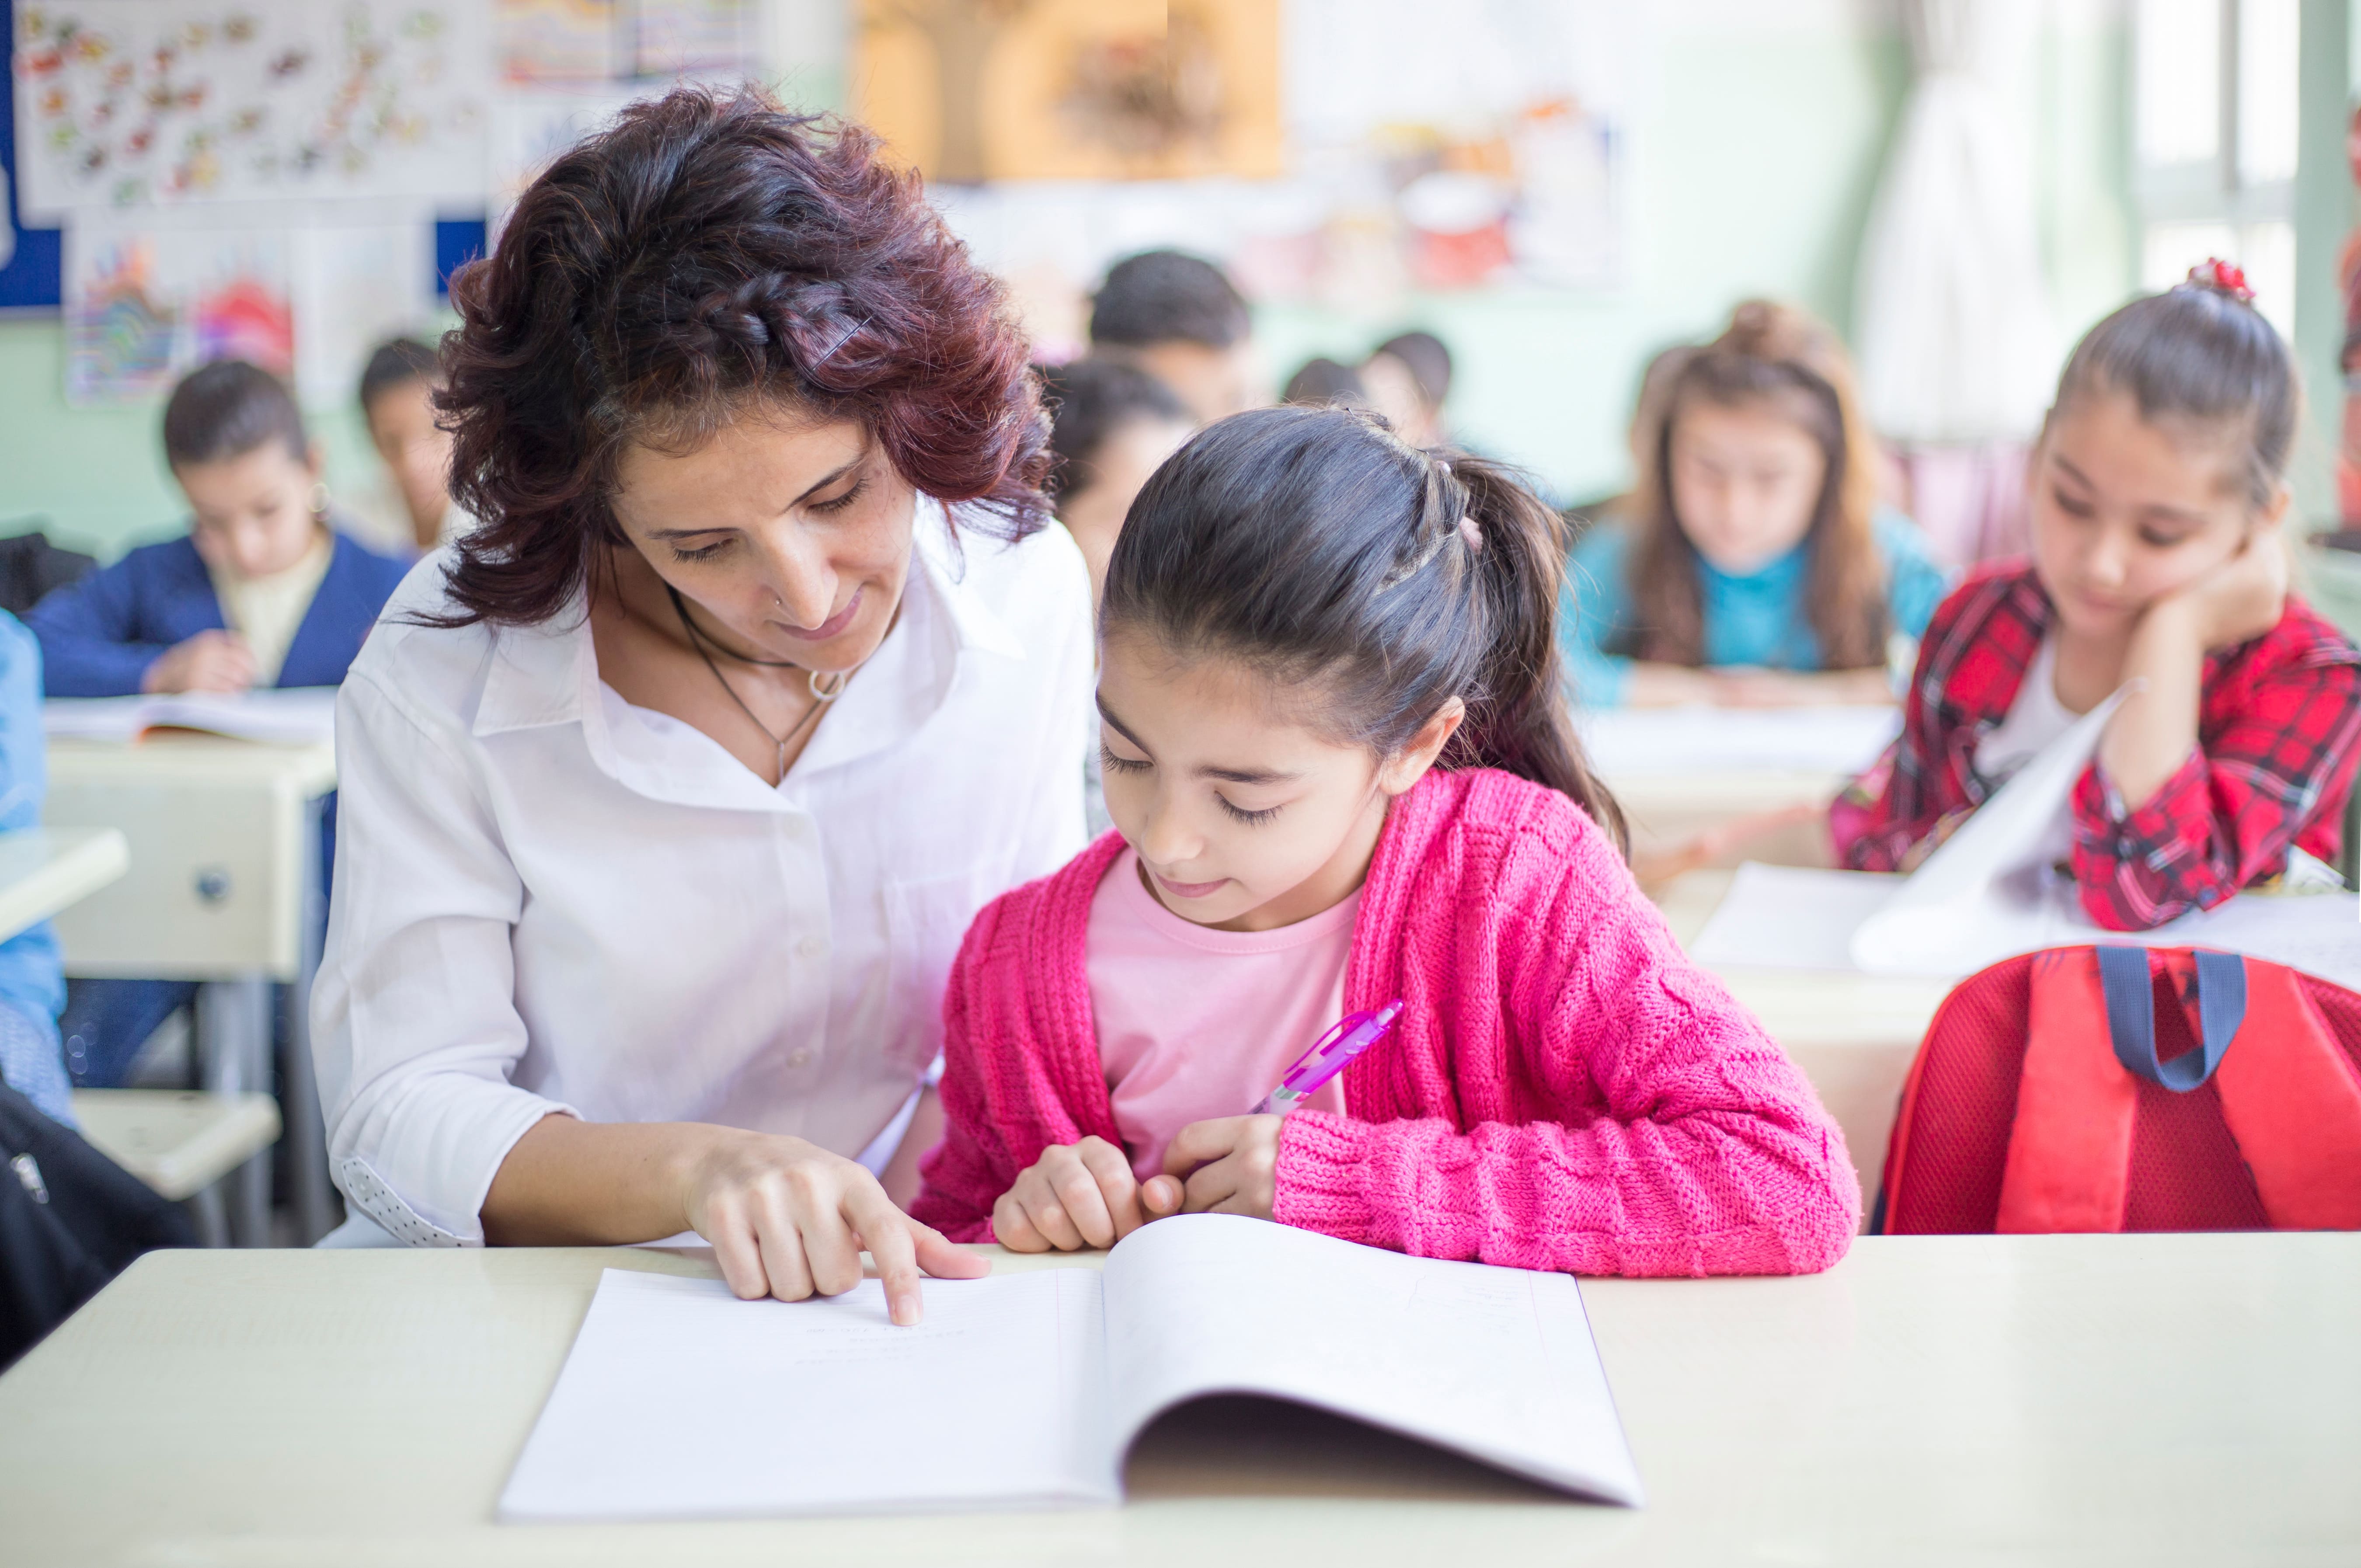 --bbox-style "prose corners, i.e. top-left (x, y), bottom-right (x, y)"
top-left (434, 87), bottom-right (1050, 627)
